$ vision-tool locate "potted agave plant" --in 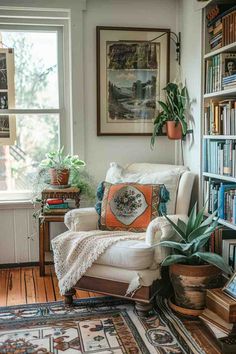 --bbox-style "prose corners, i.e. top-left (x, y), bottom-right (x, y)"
top-left (160, 204), bottom-right (232, 314)
top-left (151, 82), bottom-right (189, 148)
top-left (39, 146), bottom-right (85, 186)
